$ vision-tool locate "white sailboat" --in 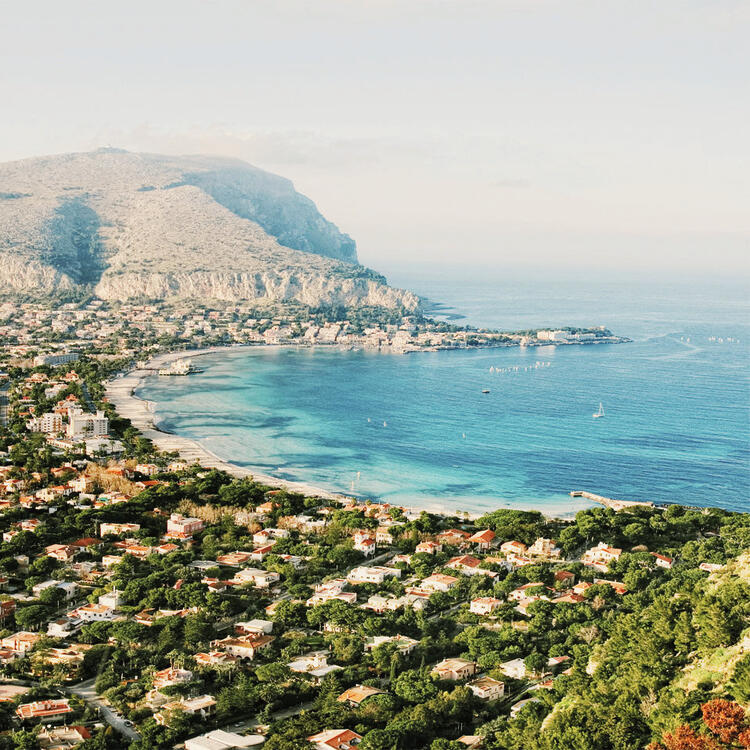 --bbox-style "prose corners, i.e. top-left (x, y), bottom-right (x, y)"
top-left (593, 402), bottom-right (605, 419)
